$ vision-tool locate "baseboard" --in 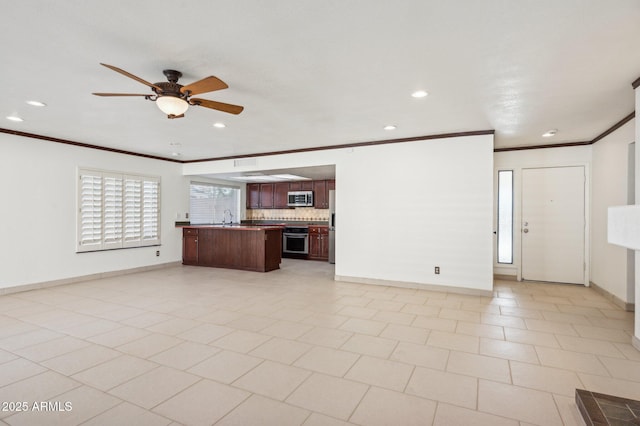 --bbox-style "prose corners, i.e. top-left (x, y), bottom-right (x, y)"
top-left (494, 274), bottom-right (517, 281)
top-left (0, 261), bottom-right (182, 296)
top-left (334, 275), bottom-right (493, 297)
top-left (589, 281), bottom-right (635, 312)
